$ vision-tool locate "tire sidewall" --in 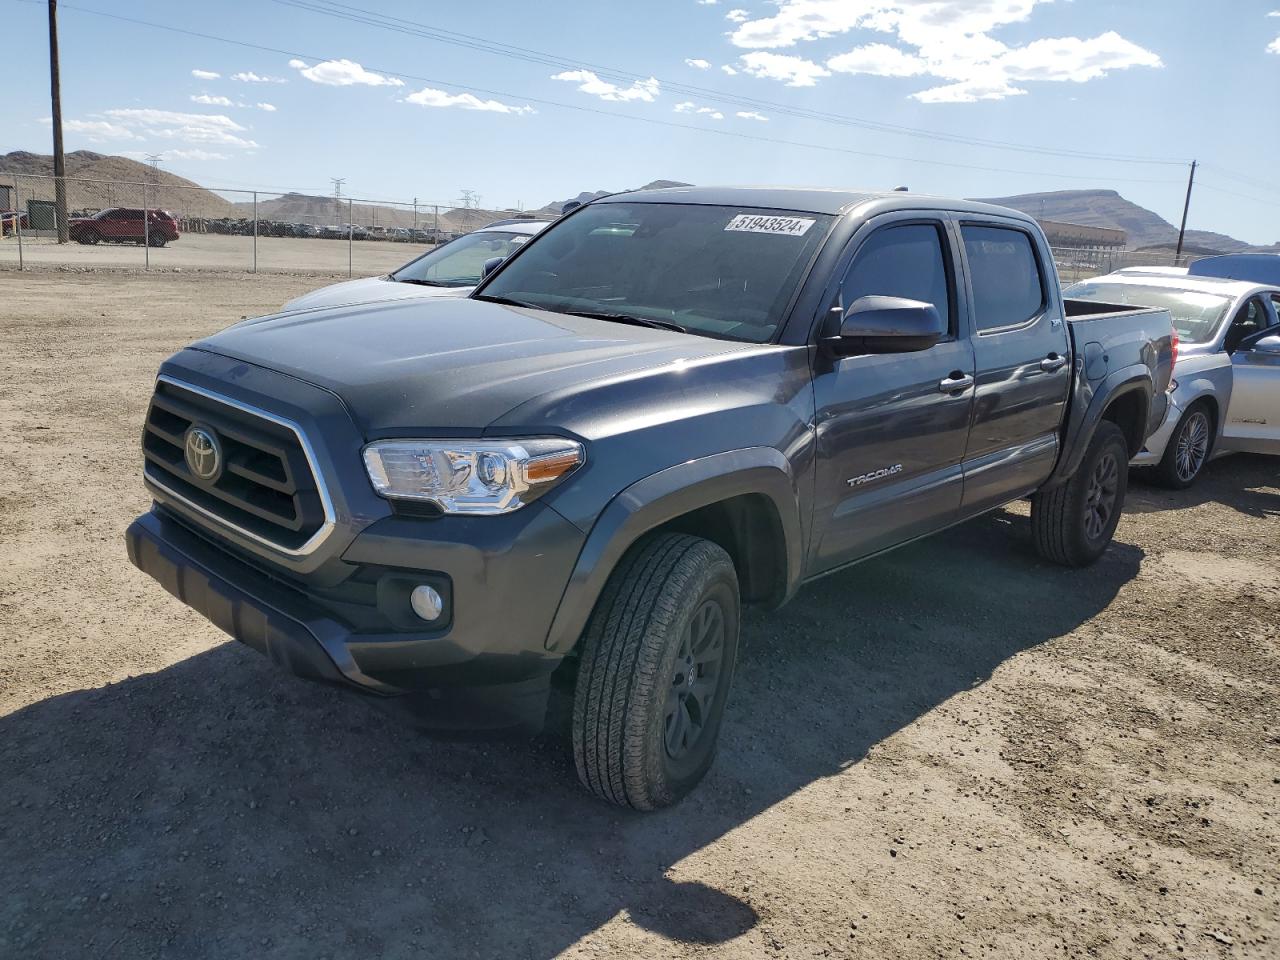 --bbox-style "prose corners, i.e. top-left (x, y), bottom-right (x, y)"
top-left (1073, 424), bottom-right (1129, 559)
top-left (633, 554), bottom-right (740, 808)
